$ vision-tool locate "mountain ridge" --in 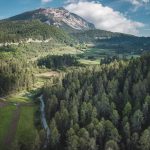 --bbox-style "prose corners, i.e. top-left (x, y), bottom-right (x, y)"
top-left (1, 7), bottom-right (150, 53)
top-left (6, 7), bottom-right (95, 32)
